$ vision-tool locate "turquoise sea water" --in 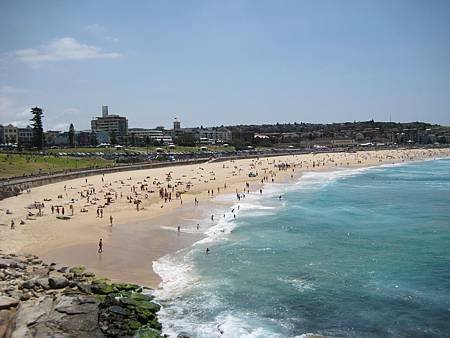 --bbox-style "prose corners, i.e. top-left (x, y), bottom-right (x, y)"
top-left (154, 158), bottom-right (450, 338)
